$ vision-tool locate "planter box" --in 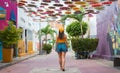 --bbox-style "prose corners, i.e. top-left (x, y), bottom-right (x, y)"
top-left (114, 56), bottom-right (120, 67)
top-left (76, 51), bottom-right (89, 59)
top-left (2, 48), bottom-right (13, 62)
